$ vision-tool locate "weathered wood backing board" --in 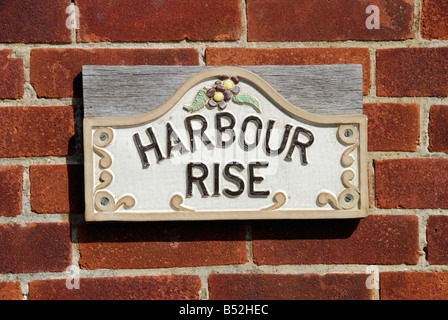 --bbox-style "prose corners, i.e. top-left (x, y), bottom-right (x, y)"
top-left (83, 65), bottom-right (363, 118)
top-left (82, 65), bottom-right (367, 222)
